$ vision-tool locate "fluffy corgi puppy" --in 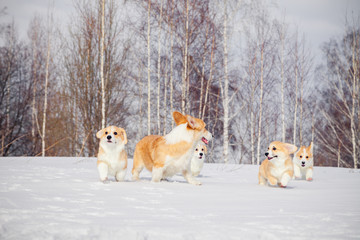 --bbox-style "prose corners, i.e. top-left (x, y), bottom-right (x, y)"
top-left (191, 143), bottom-right (207, 177)
top-left (258, 141), bottom-right (297, 188)
top-left (293, 142), bottom-right (314, 181)
top-left (132, 111), bottom-right (212, 185)
top-left (96, 126), bottom-right (128, 183)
